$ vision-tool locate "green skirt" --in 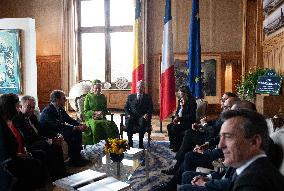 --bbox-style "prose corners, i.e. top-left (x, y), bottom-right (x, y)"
top-left (82, 119), bottom-right (119, 145)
